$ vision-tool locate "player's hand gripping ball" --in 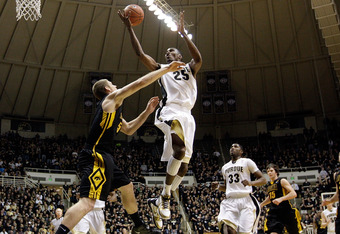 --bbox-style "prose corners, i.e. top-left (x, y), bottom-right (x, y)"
top-left (124, 4), bottom-right (144, 26)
